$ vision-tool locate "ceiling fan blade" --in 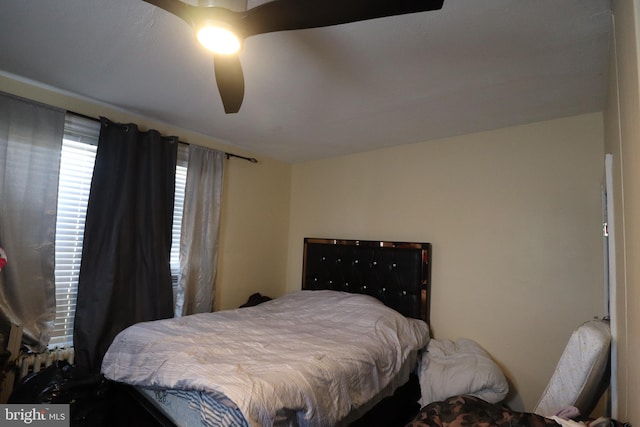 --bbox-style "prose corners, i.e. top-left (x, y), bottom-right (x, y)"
top-left (143, 0), bottom-right (197, 26)
top-left (239, 0), bottom-right (445, 37)
top-left (214, 54), bottom-right (245, 113)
